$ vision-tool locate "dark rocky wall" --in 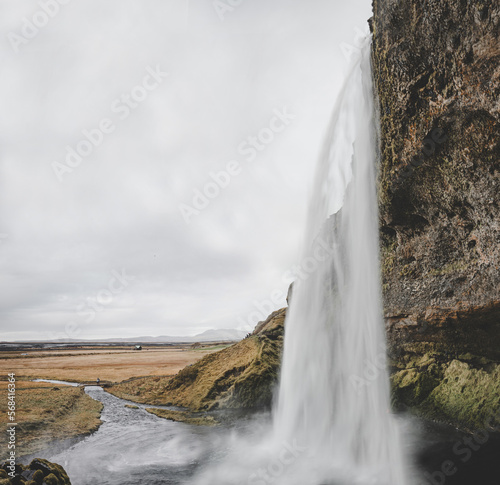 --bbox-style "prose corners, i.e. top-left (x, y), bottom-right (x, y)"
top-left (371, 0), bottom-right (500, 428)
